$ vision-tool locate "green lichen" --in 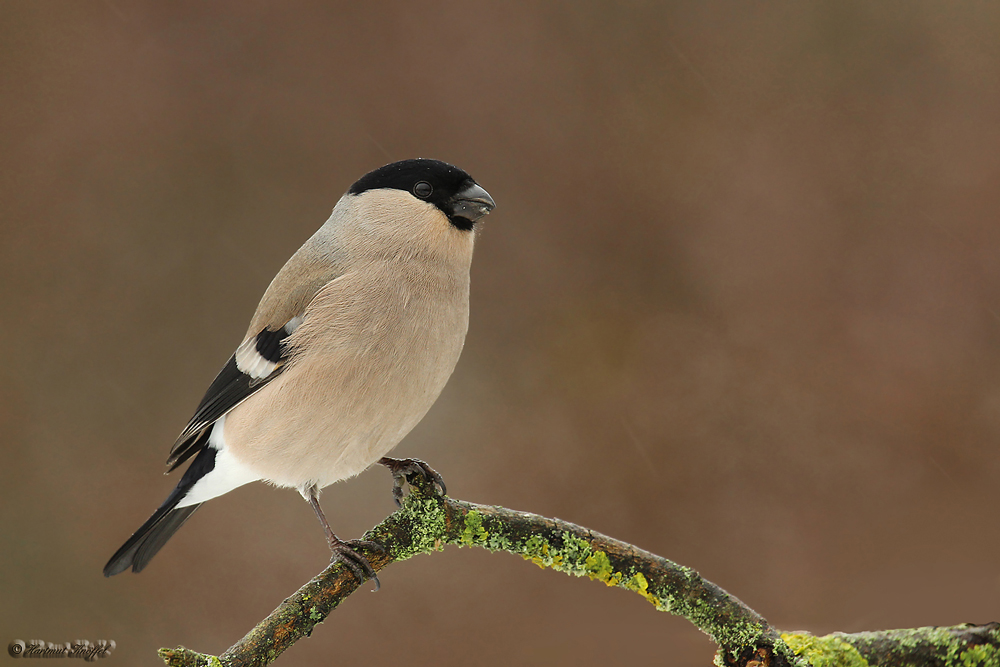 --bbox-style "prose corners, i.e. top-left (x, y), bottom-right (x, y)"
top-left (485, 529), bottom-right (515, 552)
top-left (509, 530), bottom-right (591, 577)
top-left (389, 493), bottom-right (448, 560)
top-left (501, 527), bottom-right (773, 661)
top-left (460, 510), bottom-right (488, 546)
top-left (308, 606), bottom-right (323, 622)
top-left (157, 647), bottom-right (223, 667)
top-left (781, 633), bottom-right (870, 667)
top-left (957, 644), bottom-right (999, 667)
top-left (532, 532), bottom-right (593, 577)
top-left (826, 627), bottom-right (1000, 667)
top-left (939, 629), bottom-right (1000, 667)
top-left (392, 498), bottom-right (790, 665)
top-left (691, 593), bottom-right (768, 655)
top-left (522, 534), bottom-right (552, 567)
top-left (562, 533), bottom-right (595, 572)
top-left (782, 628), bottom-right (1000, 667)
top-left (510, 530), bottom-right (672, 614)
top-left (941, 631), bottom-right (1000, 667)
